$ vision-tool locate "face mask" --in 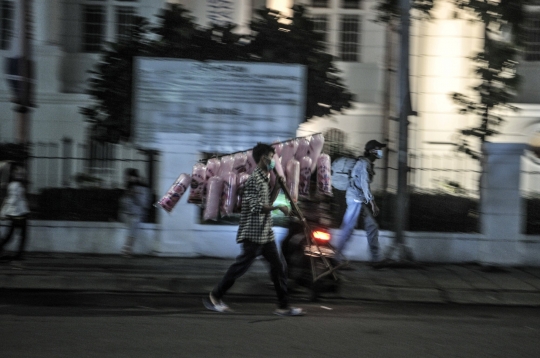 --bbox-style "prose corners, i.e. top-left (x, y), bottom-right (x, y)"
top-left (374, 149), bottom-right (383, 159)
top-left (267, 159), bottom-right (276, 171)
